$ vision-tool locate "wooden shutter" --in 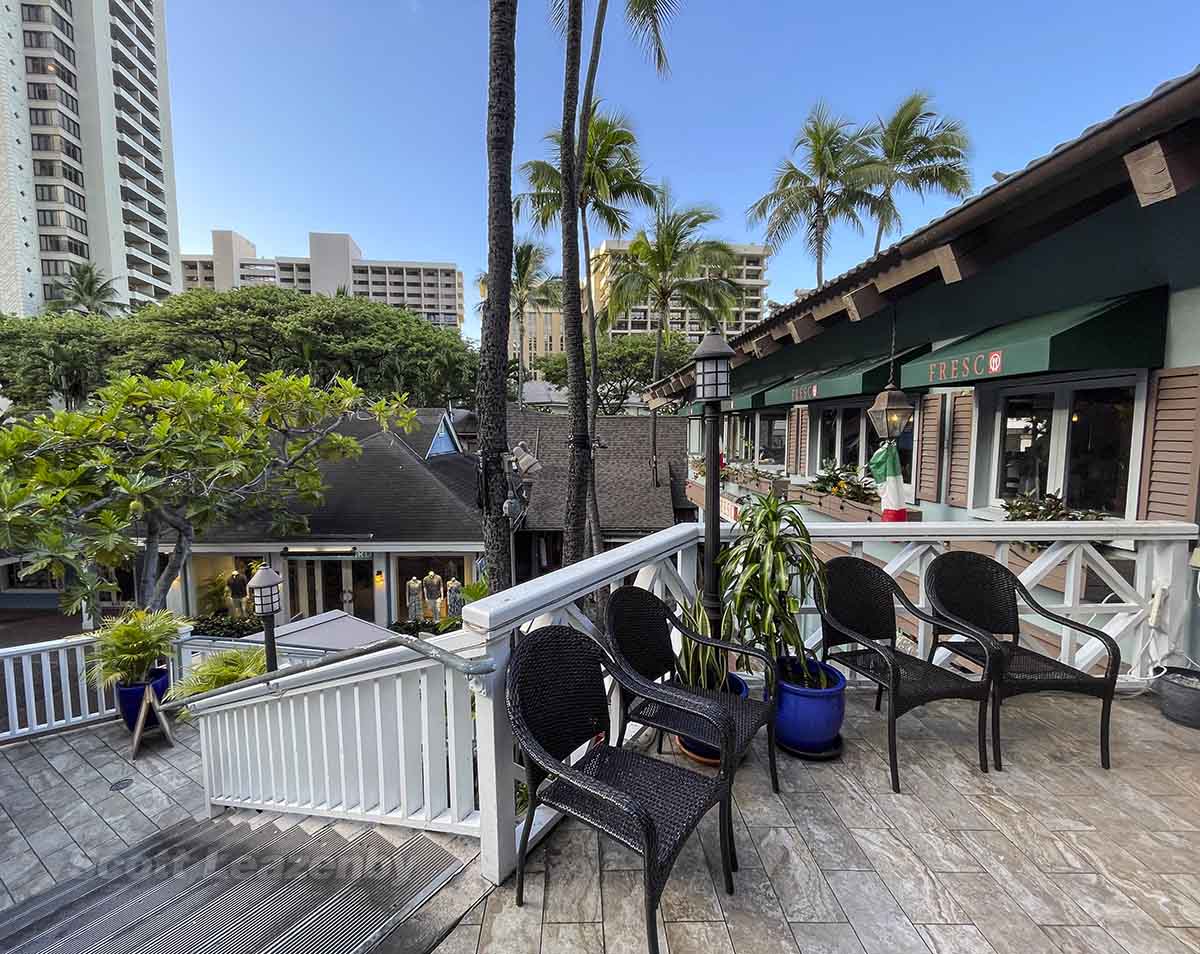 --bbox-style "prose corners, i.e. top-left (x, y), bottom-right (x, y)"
top-left (914, 393), bottom-right (944, 503)
top-left (785, 407), bottom-right (799, 476)
top-left (1138, 367), bottom-right (1200, 521)
top-left (946, 390), bottom-right (974, 508)
top-left (794, 406), bottom-right (809, 476)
